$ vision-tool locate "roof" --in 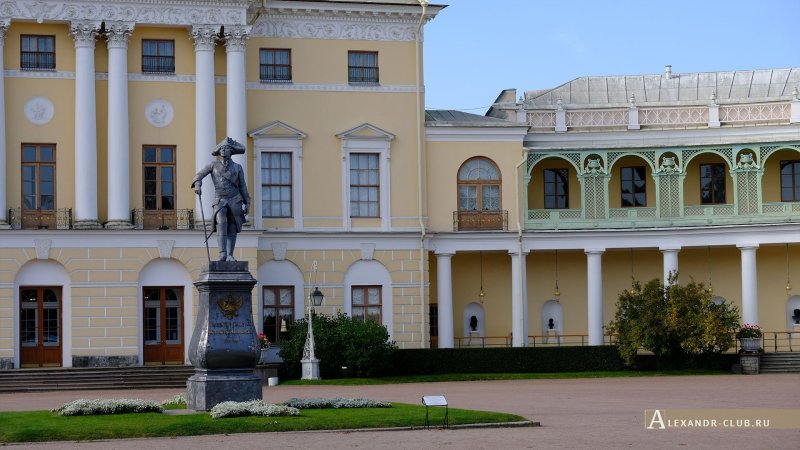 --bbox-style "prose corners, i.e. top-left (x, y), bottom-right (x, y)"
top-left (523, 68), bottom-right (800, 107)
top-left (425, 110), bottom-right (522, 127)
